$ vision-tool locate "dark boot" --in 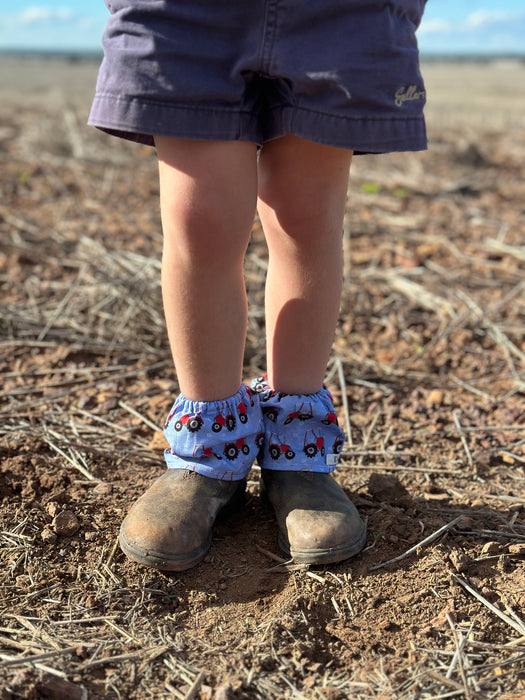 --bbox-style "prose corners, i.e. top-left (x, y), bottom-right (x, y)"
top-left (261, 469), bottom-right (366, 565)
top-left (119, 469), bottom-right (245, 571)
